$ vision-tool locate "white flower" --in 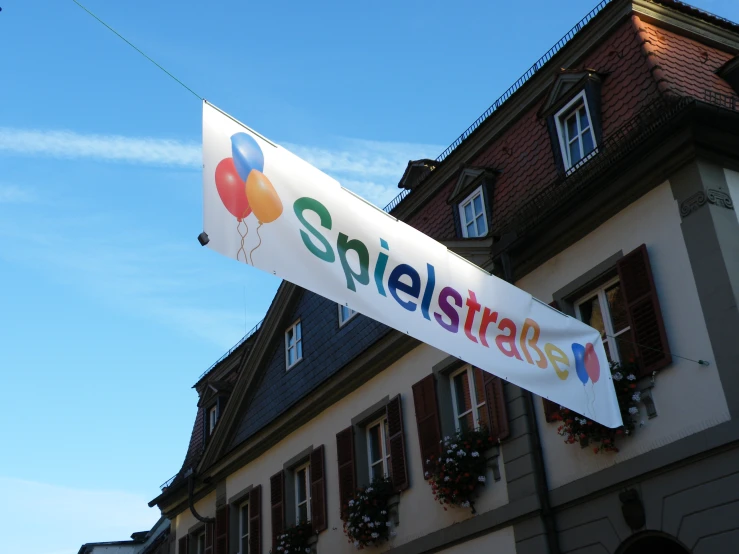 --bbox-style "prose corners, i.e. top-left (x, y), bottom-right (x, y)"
top-left (451, 443), bottom-right (458, 449)
top-left (461, 501), bottom-right (470, 508)
top-left (305, 549), bottom-right (311, 553)
top-left (632, 392), bottom-right (641, 402)
top-left (444, 436), bottom-right (451, 441)
top-left (629, 407), bottom-right (638, 415)
top-left (640, 420), bottom-right (645, 427)
top-left (366, 487), bottom-right (374, 493)
top-left (348, 500), bottom-right (354, 507)
top-left (363, 515), bottom-right (371, 522)
top-left (390, 531), bottom-right (397, 537)
top-left (371, 532), bottom-right (379, 539)
top-left (471, 451), bottom-right (480, 457)
top-left (353, 541), bottom-right (360, 548)
top-left (625, 430), bottom-right (630, 435)
top-left (385, 521), bottom-right (391, 526)
top-left (627, 374), bottom-right (636, 381)
top-left (444, 476), bottom-right (451, 482)
top-left (478, 475), bottom-right (486, 482)
top-left (446, 458), bottom-right (453, 463)
top-left (613, 372), bottom-right (623, 381)
top-left (447, 449), bottom-right (453, 454)
top-left (424, 471), bottom-right (429, 477)
top-left (380, 510), bottom-right (387, 515)
top-left (457, 449), bottom-right (466, 457)
top-left (368, 522), bottom-right (375, 528)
